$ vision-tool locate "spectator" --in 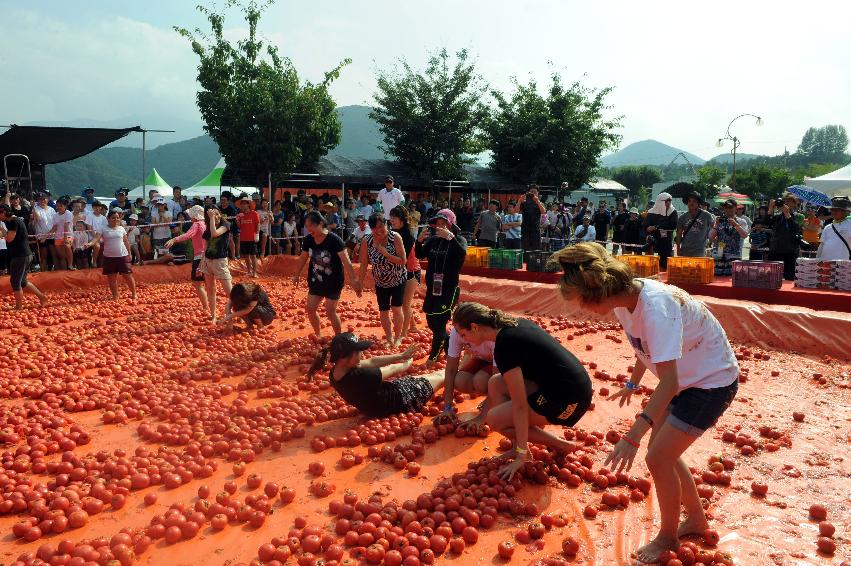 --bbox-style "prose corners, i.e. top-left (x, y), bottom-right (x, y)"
top-left (415, 209), bottom-right (467, 366)
top-left (501, 201), bottom-right (522, 249)
top-left (623, 207), bottom-right (643, 254)
top-left (165, 186), bottom-right (183, 217)
top-left (711, 199), bottom-right (749, 275)
top-left (347, 214), bottom-right (371, 259)
top-left (767, 192), bottom-right (803, 280)
top-left (88, 210), bottom-right (137, 300)
top-left (132, 197), bottom-right (146, 216)
top-left (591, 201), bottom-right (612, 246)
top-left (611, 202), bottom-right (629, 255)
top-left (219, 191), bottom-right (240, 259)
top-left (574, 215), bottom-right (596, 243)
top-left (643, 192), bottom-right (678, 270)
top-left (816, 196), bottom-right (851, 260)
top-left (223, 282), bottom-right (276, 332)
top-left (736, 204), bottom-right (752, 233)
top-left (283, 211), bottom-right (299, 255)
top-left (675, 191), bottom-right (714, 258)
top-left (48, 197), bottom-right (74, 270)
top-left (322, 202), bottom-right (342, 235)
top-left (407, 201), bottom-right (421, 238)
top-left (32, 191), bottom-right (56, 271)
top-left (270, 201), bottom-right (284, 254)
top-left (519, 184), bottom-right (546, 252)
top-left (572, 197), bottom-right (592, 228)
top-left (801, 207), bottom-right (822, 253)
top-left (292, 211), bottom-right (361, 337)
top-left (359, 214), bottom-right (408, 347)
top-left (150, 198), bottom-right (173, 255)
top-left (109, 188), bottom-right (132, 216)
top-left (0, 204), bottom-right (47, 309)
top-left (343, 199), bottom-right (358, 238)
top-left (81, 187), bottom-right (96, 213)
top-left (87, 201), bottom-right (109, 265)
top-left (456, 198), bottom-right (475, 235)
top-left (257, 198), bottom-right (272, 257)
top-left (358, 194), bottom-right (374, 219)
top-left (236, 195), bottom-right (260, 278)
top-left (748, 205), bottom-right (772, 260)
top-left (376, 176), bottom-right (404, 220)
top-left (126, 214), bottom-right (141, 264)
top-left (72, 220), bottom-right (93, 269)
top-left (473, 199), bottom-right (502, 248)
top-left (5, 192), bottom-right (31, 220)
